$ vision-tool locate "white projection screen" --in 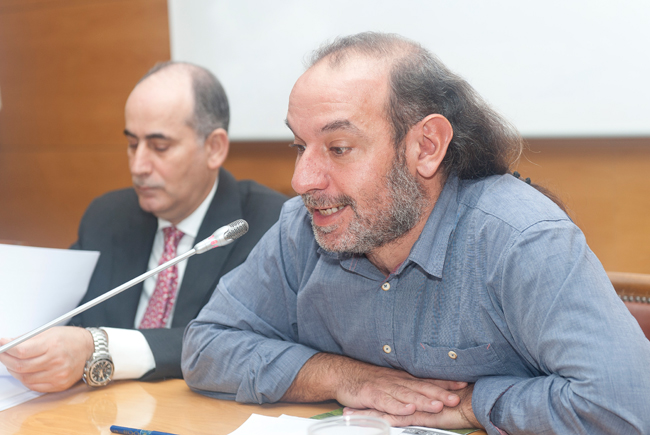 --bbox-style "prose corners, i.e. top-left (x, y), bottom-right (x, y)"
top-left (168, 1), bottom-right (650, 140)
